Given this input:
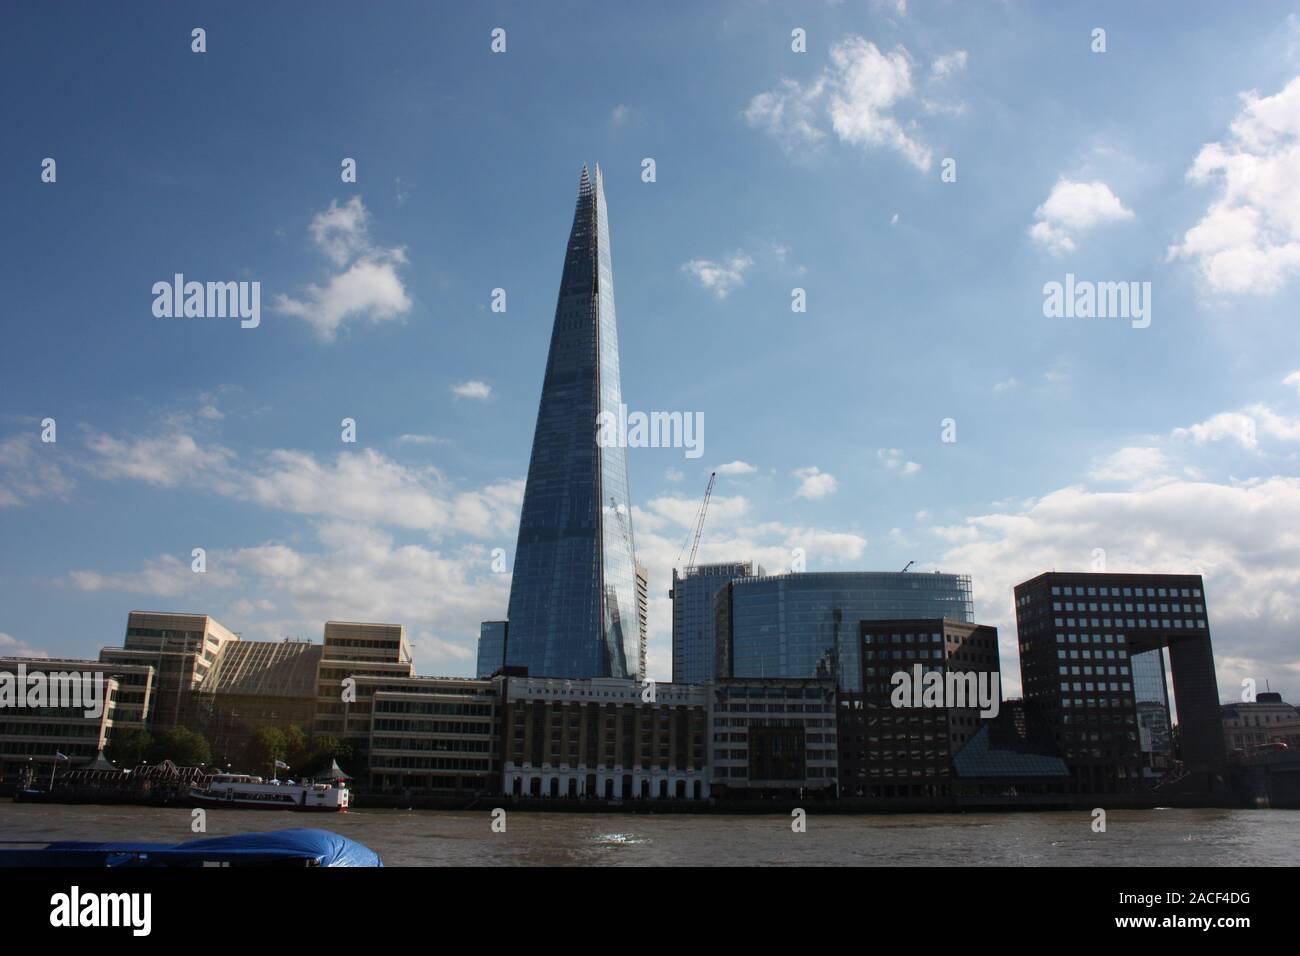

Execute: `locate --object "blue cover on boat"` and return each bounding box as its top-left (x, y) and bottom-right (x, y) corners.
top-left (1, 828), bottom-right (381, 867)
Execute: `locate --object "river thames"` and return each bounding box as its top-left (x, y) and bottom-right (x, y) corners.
top-left (1, 804), bottom-right (1295, 865)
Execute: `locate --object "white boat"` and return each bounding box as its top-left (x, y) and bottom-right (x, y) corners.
top-left (190, 774), bottom-right (350, 812)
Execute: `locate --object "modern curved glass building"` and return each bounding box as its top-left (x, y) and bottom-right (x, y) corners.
top-left (505, 165), bottom-right (642, 680)
top-left (715, 571), bottom-right (974, 692)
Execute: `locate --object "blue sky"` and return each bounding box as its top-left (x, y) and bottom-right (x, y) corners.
top-left (3, 1), bottom-right (1300, 701)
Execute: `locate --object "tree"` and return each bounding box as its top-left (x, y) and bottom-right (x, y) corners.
top-left (243, 727), bottom-right (288, 775)
top-left (150, 727), bottom-right (211, 767)
top-left (283, 724), bottom-right (310, 770)
top-left (107, 727), bottom-right (152, 767)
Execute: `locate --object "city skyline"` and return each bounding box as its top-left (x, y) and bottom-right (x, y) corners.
top-left (3, 3), bottom-right (1300, 706)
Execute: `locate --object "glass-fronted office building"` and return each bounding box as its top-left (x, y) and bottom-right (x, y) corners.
top-left (715, 571), bottom-right (975, 692)
top-left (476, 621), bottom-right (508, 679)
top-left (505, 165), bottom-right (642, 680)
top-left (671, 562), bottom-right (763, 684)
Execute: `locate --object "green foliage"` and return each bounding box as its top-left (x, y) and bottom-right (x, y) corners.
top-left (149, 726), bottom-right (211, 767)
top-left (106, 727), bottom-right (152, 767)
top-left (243, 727), bottom-right (288, 774)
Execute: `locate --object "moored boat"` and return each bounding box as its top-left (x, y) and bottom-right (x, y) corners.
top-left (190, 773), bottom-right (350, 811)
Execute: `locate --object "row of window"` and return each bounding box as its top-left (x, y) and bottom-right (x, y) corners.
top-left (1050, 585), bottom-right (1201, 598)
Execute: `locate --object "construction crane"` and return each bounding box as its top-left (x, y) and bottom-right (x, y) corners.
top-left (901, 560), bottom-right (914, 572)
top-left (676, 472), bottom-right (716, 573)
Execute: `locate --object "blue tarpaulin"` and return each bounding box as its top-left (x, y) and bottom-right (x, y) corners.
top-left (0, 828), bottom-right (382, 867)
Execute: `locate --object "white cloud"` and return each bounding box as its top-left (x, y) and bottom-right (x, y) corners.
top-left (1284, 370), bottom-right (1300, 395)
top-left (878, 448), bottom-right (921, 476)
top-left (397, 434), bottom-right (451, 446)
top-left (83, 426), bottom-right (522, 540)
top-left (1174, 411), bottom-right (1260, 450)
top-left (682, 252), bottom-right (753, 299)
top-left (0, 433), bottom-right (75, 507)
top-left (451, 380), bottom-right (492, 400)
top-left (70, 528), bottom-right (513, 675)
top-left (1168, 75), bottom-right (1300, 295)
top-left (743, 77), bottom-right (828, 152)
top-left (307, 196), bottom-right (372, 268)
top-left (1029, 179), bottom-right (1134, 255)
top-left (993, 377), bottom-right (1019, 393)
top-left (934, 475), bottom-right (1300, 700)
top-left (70, 553), bottom-right (240, 596)
top-left (611, 104), bottom-right (629, 127)
top-left (85, 431), bottom-right (236, 488)
top-left (793, 465), bottom-right (838, 499)
top-left (827, 37), bottom-right (932, 170)
top-left (0, 632), bottom-right (49, 658)
top-left (275, 196), bottom-right (412, 341)
top-left (745, 35), bottom-right (934, 170)
top-left (715, 460), bottom-right (757, 476)
top-left (931, 50), bottom-right (968, 80)
top-left (1246, 403), bottom-right (1300, 442)
top-left (1088, 446), bottom-right (1170, 484)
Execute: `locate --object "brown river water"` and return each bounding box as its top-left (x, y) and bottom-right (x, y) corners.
top-left (1, 804), bottom-right (1295, 866)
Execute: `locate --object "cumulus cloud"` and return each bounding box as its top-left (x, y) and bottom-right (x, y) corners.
top-left (682, 252), bottom-right (754, 299)
top-left (1284, 370), bottom-right (1300, 395)
top-left (1168, 75), bottom-right (1300, 294)
top-left (69, 528), bottom-right (513, 675)
top-left (1167, 393), bottom-right (1300, 458)
top-left (934, 475), bottom-right (1300, 700)
top-left (1029, 179), bottom-right (1134, 255)
top-left (275, 197), bottom-right (412, 341)
top-left (794, 465), bottom-right (838, 499)
top-left (715, 460), bottom-right (757, 476)
top-left (82, 425), bottom-right (521, 540)
top-left (85, 431), bottom-right (236, 488)
top-left (745, 35), bottom-right (935, 170)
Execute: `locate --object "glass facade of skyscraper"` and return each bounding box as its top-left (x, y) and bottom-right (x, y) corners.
top-left (476, 621), bottom-right (507, 679)
top-left (505, 165), bottom-right (641, 680)
top-left (671, 562), bottom-right (762, 684)
top-left (717, 571), bottom-right (974, 692)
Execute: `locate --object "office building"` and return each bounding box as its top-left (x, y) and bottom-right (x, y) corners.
top-left (506, 165), bottom-right (642, 681)
top-left (190, 639), bottom-right (323, 766)
top-left (708, 677), bottom-right (838, 798)
top-left (671, 561), bottom-right (761, 684)
top-left (1221, 692), bottom-right (1300, 754)
top-left (365, 675), bottom-right (502, 794)
top-left (714, 571), bottom-right (975, 692)
top-left (839, 619), bottom-right (1000, 798)
top-left (99, 611), bottom-right (239, 730)
top-left (0, 657), bottom-right (154, 781)
top-left (1014, 572), bottom-right (1227, 793)
top-left (313, 621), bottom-right (415, 753)
top-left (501, 676), bottom-right (709, 800)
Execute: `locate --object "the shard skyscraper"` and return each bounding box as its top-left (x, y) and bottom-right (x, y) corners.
top-left (505, 164), bottom-right (642, 680)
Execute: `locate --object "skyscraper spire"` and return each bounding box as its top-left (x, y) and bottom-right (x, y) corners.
top-left (505, 166), bottom-right (642, 679)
